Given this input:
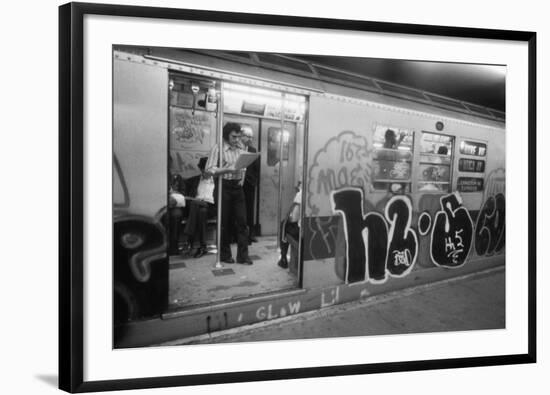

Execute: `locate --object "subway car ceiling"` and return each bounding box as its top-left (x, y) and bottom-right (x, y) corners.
top-left (114, 45), bottom-right (505, 125)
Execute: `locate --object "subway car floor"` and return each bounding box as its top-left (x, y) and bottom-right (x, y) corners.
top-left (168, 236), bottom-right (298, 309)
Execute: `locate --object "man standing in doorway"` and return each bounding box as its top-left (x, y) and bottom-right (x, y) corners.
top-left (240, 125), bottom-right (260, 244)
top-left (205, 122), bottom-right (253, 265)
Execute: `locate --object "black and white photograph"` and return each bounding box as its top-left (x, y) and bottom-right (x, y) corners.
top-left (50, 1), bottom-right (539, 393)
top-left (113, 46), bottom-right (507, 348)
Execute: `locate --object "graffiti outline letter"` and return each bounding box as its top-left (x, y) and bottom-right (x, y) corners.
top-left (331, 187), bottom-right (388, 284)
top-left (430, 192), bottom-right (474, 268)
top-left (475, 193), bottom-right (505, 256)
top-left (385, 195), bottom-right (418, 277)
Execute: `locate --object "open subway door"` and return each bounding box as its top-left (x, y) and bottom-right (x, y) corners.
top-left (167, 79), bottom-right (307, 309)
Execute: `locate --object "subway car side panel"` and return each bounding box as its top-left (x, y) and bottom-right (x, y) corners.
top-left (114, 58), bottom-right (168, 217)
top-left (303, 94), bottom-right (505, 289)
top-left (113, 58), bottom-right (169, 329)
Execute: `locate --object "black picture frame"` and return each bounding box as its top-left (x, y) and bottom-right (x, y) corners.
top-left (59, 2), bottom-right (537, 392)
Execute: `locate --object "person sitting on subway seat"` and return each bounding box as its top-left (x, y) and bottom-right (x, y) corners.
top-left (278, 183), bottom-right (302, 269)
top-left (383, 128), bottom-right (406, 149)
top-left (183, 157), bottom-right (216, 259)
top-left (168, 173), bottom-right (187, 256)
top-left (205, 122), bottom-right (253, 265)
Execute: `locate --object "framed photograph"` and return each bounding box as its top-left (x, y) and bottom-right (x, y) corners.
top-left (59, 2), bottom-right (536, 392)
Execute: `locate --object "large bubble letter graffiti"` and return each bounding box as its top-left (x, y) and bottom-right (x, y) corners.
top-left (385, 196), bottom-right (418, 277)
top-left (308, 131), bottom-right (372, 216)
top-left (430, 193), bottom-right (474, 268)
top-left (475, 193), bottom-right (505, 256)
top-left (331, 188), bottom-right (388, 283)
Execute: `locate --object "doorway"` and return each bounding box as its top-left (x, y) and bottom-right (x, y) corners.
top-left (167, 75), bottom-right (306, 309)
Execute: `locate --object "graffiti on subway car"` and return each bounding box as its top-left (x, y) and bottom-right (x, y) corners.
top-left (330, 188), bottom-right (419, 284)
top-left (326, 187), bottom-right (504, 285)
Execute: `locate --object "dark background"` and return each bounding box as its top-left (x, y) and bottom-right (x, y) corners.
top-left (297, 55), bottom-right (505, 111)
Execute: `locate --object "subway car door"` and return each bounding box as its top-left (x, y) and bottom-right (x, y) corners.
top-left (259, 120), bottom-right (297, 235)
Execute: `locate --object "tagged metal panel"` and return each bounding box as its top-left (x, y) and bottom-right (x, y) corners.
top-left (114, 58), bottom-right (168, 217)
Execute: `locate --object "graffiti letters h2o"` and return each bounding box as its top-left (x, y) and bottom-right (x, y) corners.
top-left (330, 188), bottom-right (418, 284)
top-left (430, 193), bottom-right (474, 268)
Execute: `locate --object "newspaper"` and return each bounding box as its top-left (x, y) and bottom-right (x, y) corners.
top-left (234, 152), bottom-right (260, 170)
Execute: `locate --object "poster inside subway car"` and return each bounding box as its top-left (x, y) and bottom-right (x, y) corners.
top-left (113, 45), bottom-right (505, 348)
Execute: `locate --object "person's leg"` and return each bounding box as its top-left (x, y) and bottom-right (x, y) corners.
top-left (233, 187), bottom-right (251, 263)
top-left (287, 222), bottom-right (300, 240)
top-left (197, 202), bottom-right (208, 248)
top-left (243, 183), bottom-right (256, 242)
top-left (169, 207), bottom-right (183, 255)
top-left (184, 201), bottom-right (199, 249)
top-left (220, 185), bottom-right (233, 261)
top-left (190, 202), bottom-right (208, 258)
top-left (278, 220), bottom-right (289, 268)
top-left (184, 200), bottom-right (206, 257)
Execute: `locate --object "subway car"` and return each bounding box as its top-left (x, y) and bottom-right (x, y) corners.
top-left (113, 46), bottom-right (505, 347)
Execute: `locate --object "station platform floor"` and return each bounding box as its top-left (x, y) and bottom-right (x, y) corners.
top-left (168, 236), bottom-right (298, 309)
top-left (169, 266), bottom-right (505, 345)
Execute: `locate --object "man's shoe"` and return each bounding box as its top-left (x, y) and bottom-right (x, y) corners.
top-left (221, 257), bottom-right (235, 264)
top-left (278, 258), bottom-right (288, 269)
top-left (249, 236), bottom-right (258, 243)
top-left (193, 247), bottom-right (207, 258)
top-left (237, 257), bottom-right (253, 265)
top-left (179, 243), bottom-right (191, 254)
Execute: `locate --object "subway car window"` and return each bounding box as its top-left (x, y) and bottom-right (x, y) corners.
top-left (372, 125), bottom-right (414, 193)
top-left (417, 132), bottom-right (454, 192)
top-left (459, 140), bottom-right (487, 156)
top-left (457, 139), bottom-right (487, 193)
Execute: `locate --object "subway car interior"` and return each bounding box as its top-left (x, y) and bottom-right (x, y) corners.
top-left (166, 73), bottom-right (307, 309)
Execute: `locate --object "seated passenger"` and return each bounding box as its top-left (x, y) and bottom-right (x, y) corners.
top-left (278, 184), bottom-right (302, 269)
top-left (168, 173), bottom-right (187, 256)
top-left (183, 157), bottom-right (216, 258)
top-left (383, 128), bottom-right (406, 149)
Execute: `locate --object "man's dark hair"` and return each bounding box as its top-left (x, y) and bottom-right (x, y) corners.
top-left (222, 122), bottom-right (242, 142)
top-left (383, 128), bottom-right (396, 148)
